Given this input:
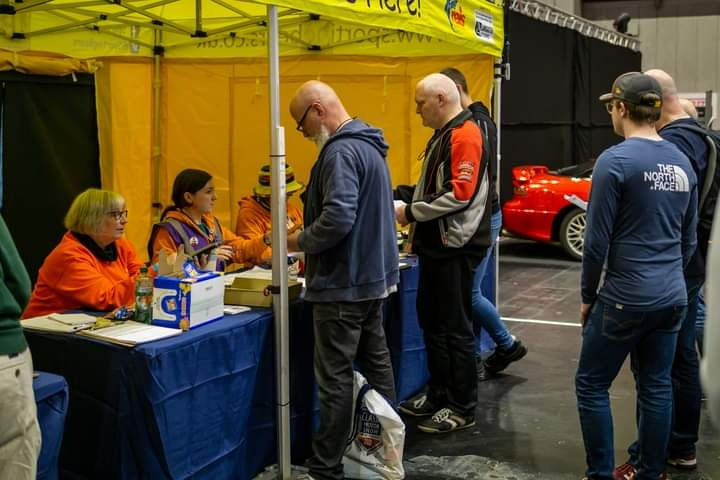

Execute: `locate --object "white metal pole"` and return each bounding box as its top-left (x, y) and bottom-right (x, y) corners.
top-left (152, 29), bottom-right (163, 223)
top-left (267, 5), bottom-right (291, 479)
top-left (493, 63), bottom-right (502, 308)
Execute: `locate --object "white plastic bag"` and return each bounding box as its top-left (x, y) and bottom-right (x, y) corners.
top-left (342, 371), bottom-right (406, 480)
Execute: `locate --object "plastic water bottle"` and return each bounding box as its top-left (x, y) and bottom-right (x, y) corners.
top-left (135, 266), bottom-right (153, 324)
top-left (206, 248), bottom-right (219, 272)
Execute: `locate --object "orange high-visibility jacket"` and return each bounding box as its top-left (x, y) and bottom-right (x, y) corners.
top-left (235, 197), bottom-right (303, 266)
top-left (22, 232), bottom-right (143, 318)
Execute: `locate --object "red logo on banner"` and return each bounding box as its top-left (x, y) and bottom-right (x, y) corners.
top-left (451, 5), bottom-right (466, 27)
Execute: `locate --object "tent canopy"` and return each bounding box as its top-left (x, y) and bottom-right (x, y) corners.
top-left (0, 0), bottom-right (503, 58)
top-left (0, 0), bottom-right (504, 255)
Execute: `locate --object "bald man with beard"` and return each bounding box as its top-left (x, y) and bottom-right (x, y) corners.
top-left (614, 69), bottom-right (710, 477)
top-left (288, 81), bottom-right (399, 480)
top-left (395, 73), bottom-right (492, 434)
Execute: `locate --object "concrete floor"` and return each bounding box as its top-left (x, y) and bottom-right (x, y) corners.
top-left (402, 239), bottom-right (719, 480)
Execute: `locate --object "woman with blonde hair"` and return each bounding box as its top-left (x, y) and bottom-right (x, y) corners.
top-left (23, 188), bottom-right (143, 318)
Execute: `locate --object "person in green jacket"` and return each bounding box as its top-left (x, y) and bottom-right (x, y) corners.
top-left (0, 214), bottom-right (40, 479)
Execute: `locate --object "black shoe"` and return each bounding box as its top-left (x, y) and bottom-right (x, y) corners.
top-left (417, 407), bottom-right (475, 434)
top-left (483, 337), bottom-right (528, 374)
top-left (476, 359), bottom-right (494, 382)
top-left (398, 391), bottom-right (438, 417)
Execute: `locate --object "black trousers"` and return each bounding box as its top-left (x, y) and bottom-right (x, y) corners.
top-left (306, 299), bottom-right (396, 480)
top-left (417, 254), bottom-right (480, 416)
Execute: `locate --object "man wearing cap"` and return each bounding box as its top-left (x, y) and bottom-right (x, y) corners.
top-left (575, 72), bottom-right (698, 480)
top-left (234, 164), bottom-right (304, 266)
top-left (287, 80), bottom-right (398, 480)
top-left (613, 69), bottom-right (712, 475)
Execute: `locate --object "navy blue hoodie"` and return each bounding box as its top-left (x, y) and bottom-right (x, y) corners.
top-left (298, 119), bottom-right (399, 302)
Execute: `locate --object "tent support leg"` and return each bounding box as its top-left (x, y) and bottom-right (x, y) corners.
top-left (267, 5), bottom-right (292, 480)
top-left (493, 62), bottom-right (503, 309)
top-left (152, 29), bottom-right (163, 223)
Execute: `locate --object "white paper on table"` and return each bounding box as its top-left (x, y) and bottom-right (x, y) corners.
top-left (79, 321), bottom-right (181, 346)
top-left (223, 305), bottom-right (252, 315)
top-left (224, 267), bottom-right (272, 285)
top-left (23, 316), bottom-right (92, 333)
top-left (48, 313), bottom-right (97, 326)
top-left (224, 265), bottom-right (305, 288)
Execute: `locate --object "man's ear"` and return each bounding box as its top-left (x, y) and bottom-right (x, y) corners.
top-left (616, 101), bottom-right (626, 117)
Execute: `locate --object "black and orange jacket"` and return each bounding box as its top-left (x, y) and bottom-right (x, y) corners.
top-left (403, 109), bottom-right (492, 258)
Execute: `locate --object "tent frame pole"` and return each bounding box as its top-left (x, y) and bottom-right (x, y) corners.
top-left (493, 64), bottom-right (502, 307)
top-left (267, 5), bottom-right (292, 480)
top-left (152, 28), bottom-right (163, 223)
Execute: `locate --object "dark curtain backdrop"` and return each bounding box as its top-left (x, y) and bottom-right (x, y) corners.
top-left (500, 12), bottom-right (642, 203)
top-left (0, 72), bottom-right (99, 282)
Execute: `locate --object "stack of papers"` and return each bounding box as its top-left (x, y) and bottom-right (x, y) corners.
top-left (224, 267), bottom-right (306, 288)
top-left (224, 267), bottom-right (273, 284)
top-left (23, 313), bottom-right (97, 333)
top-left (78, 321), bottom-right (182, 347)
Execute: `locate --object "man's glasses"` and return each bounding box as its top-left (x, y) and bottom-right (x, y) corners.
top-left (605, 101), bottom-right (616, 114)
top-left (107, 209), bottom-right (128, 220)
top-left (295, 103), bottom-right (315, 132)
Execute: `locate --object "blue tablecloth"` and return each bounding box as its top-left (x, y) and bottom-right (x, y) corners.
top-left (385, 262), bottom-right (430, 401)
top-left (26, 309), bottom-right (275, 480)
top-left (33, 371), bottom-right (68, 480)
top-left (23, 261), bottom-right (441, 479)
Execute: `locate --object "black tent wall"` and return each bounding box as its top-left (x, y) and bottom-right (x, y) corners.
top-left (500, 11), bottom-right (642, 204)
top-left (1, 72), bottom-right (100, 283)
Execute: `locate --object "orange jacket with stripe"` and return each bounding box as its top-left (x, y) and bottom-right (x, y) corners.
top-left (234, 197), bottom-right (303, 266)
top-left (22, 232), bottom-right (143, 318)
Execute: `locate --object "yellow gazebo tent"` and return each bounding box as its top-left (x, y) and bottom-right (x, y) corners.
top-left (0, 1), bottom-right (504, 476)
top-left (0, 0), bottom-right (503, 253)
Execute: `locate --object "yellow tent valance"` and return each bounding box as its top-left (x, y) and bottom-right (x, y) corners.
top-left (0, 0), bottom-right (502, 59)
top-left (0, 49), bottom-right (101, 75)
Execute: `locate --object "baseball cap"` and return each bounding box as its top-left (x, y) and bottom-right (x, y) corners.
top-left (599, 72), bottom-right (662, 108)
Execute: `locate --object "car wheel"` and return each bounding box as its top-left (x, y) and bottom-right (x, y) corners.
top-left (559, 208), bottom-right (586, 261)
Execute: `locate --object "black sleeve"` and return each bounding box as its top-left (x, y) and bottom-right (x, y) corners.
top-left (394, 185), bottom-right (415, 202)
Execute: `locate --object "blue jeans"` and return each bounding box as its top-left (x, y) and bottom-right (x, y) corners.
top-left (669, 277), bottom-right (703, 456)
top-left (576, 301), bottom-right (685, 480)
top-left (627, 276), bottom-right (703, 465)
top-left (472, 211), bottom-right (513, 353)
top-left (695, 286), bottom-right (705, 356)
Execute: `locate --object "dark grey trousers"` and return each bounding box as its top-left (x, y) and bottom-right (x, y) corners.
top-left (305, 299), bottom-right (396, 480)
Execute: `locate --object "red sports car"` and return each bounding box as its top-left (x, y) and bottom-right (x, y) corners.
top-left (502, 162), bottom-right (593, 260)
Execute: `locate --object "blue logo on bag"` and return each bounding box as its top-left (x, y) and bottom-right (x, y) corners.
top-left (355, 405), bottom-right (383, 454)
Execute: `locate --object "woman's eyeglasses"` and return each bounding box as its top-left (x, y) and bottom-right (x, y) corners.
top-left (106, 209), bottom-right (129, 220)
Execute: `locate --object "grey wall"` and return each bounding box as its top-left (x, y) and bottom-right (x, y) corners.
top-left (544, 0), bottom-right (581, 13)
top-left (594, 15), bottom-right (720, 94)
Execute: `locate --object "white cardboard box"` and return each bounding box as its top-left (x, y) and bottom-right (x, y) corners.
top-left (152, 273), bottom-right (225, 329)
